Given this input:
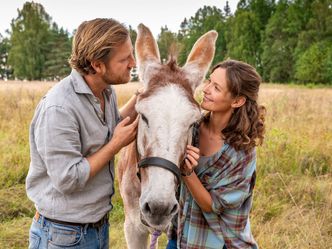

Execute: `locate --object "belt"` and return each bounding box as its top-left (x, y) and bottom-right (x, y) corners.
top-left (34, 211), bottom-right (109, 229)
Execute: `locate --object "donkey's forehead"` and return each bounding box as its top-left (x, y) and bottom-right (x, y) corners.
top-left (142, 61), bottom-right (194, 96)
top-left (136, 84), bottom-right (200, 121)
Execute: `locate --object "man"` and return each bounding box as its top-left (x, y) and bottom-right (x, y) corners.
top-left (26, 18), bottom-right (139, 249)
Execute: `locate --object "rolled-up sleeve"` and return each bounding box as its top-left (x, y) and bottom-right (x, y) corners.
top-left (34, 105), bottom-right (90, 194)
top-left (210, 154), bottom-right (256, 214)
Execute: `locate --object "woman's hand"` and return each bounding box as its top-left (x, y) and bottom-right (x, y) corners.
top-left (181, 145), bottom-right (200, 176)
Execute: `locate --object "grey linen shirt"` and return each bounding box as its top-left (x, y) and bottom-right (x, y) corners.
top-left (26, 69), bottom-right (121, 223)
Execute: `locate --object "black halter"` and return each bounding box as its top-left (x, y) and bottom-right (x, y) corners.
top-left (137, 157), bottom-right (181, 184)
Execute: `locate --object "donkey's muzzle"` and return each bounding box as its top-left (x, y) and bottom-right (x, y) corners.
top-left (141, 200), bottom-right (178, 226)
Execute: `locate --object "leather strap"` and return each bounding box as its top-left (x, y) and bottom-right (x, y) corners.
top-left (138, 157), bottom-right (181, 183)
top-left (34, 211), bottom-right (108, 228)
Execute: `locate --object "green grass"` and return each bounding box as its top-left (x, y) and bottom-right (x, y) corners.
top-left (0, 81), bottom-right (331, 248)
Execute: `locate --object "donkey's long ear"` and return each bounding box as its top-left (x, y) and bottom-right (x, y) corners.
top-left (135, 24), bottom-right (161, 86)
top-left (183, 31), bottom-right (218, 91)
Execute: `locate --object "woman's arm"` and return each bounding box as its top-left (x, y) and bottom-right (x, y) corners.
top-left (183, 146), bottom-right (257, 214)
top-left (182, 145), bottom-right (213, 213)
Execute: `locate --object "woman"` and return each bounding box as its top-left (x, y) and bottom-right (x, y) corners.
top-left (167, 59), bottom-right (265, 249)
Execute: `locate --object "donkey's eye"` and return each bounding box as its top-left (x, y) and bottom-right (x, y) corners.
top-left (141, 114), bottom-right (149, 126)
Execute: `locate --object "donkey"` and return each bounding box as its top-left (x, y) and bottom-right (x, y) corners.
top-left (117, 24), bottom-right (217, 249)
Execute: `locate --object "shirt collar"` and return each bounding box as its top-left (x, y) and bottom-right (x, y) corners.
top-left (70, 69), bottom-right (112, 96)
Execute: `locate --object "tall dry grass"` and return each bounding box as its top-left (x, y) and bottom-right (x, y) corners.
top-left (0, 80), bottom-right (331, 248)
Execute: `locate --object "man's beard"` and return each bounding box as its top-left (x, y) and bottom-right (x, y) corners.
top-left (102, 68), bottom-right (131, 85)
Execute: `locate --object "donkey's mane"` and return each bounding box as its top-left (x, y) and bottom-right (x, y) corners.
top-left (139, 59), bottom-right (199, 107)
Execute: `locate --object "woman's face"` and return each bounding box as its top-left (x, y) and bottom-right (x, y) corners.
top-left (201, 67), bottom-right (234, 113)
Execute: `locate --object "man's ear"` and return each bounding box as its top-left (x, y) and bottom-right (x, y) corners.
top-left (91, 60), bottom-right (106, 74)
top-left (231, 96), bottom-right (246, 108)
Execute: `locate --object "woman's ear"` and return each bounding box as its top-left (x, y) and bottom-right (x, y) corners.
top-left (91, 60), bottom-right (105, 74)
top-left (231, 96), bottom-right (246, 109)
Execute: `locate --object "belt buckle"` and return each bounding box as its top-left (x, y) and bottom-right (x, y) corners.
top-left (34, 211), bottom-right (40, 221)
top-left (91, 214), bottom-right (108, 228)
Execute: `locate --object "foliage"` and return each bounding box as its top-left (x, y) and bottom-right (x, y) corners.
top-left (157, 26), bottom-right (180, 63)
top-left (8, 2), bottom-right (52, 80)
top-left (227, 0), bottom-right (275, 74)
top-left (261, 0), bottom-right (294, 82)
top-left (177, 5), bottom-right (227, 66)
top-left (0, 34), bottom-right (12, 79)
top-left (225, 11), bottom-right (261, 71)
top-left (295, 41), bottom-right (332, 83)
top-left (7, 1), bottom-right (72, 81)
top-left (43, 24), bottom-right (72, 80)
top-left (2, 0), bottom-right (332, 83)
top-left (294, 0), bottom-right (332, 83)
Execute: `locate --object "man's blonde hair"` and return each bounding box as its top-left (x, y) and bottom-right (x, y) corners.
top-left (69, 18), bottom-right (129, 75)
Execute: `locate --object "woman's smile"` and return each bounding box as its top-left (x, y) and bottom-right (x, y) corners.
top-left (203, 95), bottom-right (213, 102)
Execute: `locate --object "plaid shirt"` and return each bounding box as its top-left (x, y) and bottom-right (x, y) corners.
top-left (177, 123), bottom-right (258, 249)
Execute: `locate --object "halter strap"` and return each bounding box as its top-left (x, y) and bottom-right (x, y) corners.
top-left (137, 157), bottom-right (181, 184)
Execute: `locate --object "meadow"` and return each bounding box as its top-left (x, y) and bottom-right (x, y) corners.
top-left (0, 80), bottom-right (331, 249)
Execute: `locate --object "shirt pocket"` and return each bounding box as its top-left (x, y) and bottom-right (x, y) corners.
top-left (29, 233), bottom-right (41, 249)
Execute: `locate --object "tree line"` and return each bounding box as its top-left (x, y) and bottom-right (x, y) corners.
top-left (0, 0), bottom-right (331, 84)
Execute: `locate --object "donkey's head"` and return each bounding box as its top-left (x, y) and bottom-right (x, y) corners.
top-left (135, 24), bottom-right (217, 230)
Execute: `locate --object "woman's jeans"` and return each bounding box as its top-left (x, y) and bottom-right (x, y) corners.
top-left (166, 239), bottom-right (178, 249)
top-left (28, 214), bottom-right (109, 249)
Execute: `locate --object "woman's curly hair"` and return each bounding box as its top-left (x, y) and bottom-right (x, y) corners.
top-left (204, 59), bottom-right (266, 151)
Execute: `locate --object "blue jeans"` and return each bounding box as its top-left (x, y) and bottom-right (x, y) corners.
top-left (166, 239), bottom-right (177, 249)
top-left (29, 215), bottom-right (109, 249)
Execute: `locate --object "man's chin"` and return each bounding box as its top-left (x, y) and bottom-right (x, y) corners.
top-left (110, 76), bottom-right (131, 85)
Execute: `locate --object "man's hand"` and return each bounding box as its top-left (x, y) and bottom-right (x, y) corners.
top-left (111, 116), bottom-right (139, 153)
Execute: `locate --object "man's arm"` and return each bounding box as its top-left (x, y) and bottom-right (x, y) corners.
top-left (87, 116), bottom-right (138, 178)
top-left (119, 88), bottom-right (143, 122)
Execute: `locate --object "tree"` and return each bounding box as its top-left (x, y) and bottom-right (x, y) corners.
top-left (261, 0), bottom-right (296, 82)
top-left (249, 0), bottom-right (276, 29)
top-left (225, 11), bottom-right (261, 71)
top-left (295, 41), bottom-right (332, 83)
top-left (8, 1), bottom-right (52, 80)
top-left (294, 0), bottom-right (332, 83)
top-left (128, 25), bottom-right (137, 44)
top-left (224, 1), bottom-right (232, 18)
top-left (226, 0), bottom-right (275, 75)
top-left (43, 24), bottom-right (72, 80)
top-left (0, 34), bottom-right (12, 79)
top-left (178, 6), bottom-right (227, 66)
top-left (157, 26), bottom-right (179, 63)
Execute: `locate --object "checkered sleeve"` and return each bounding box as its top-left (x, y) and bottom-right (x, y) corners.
top-left (210, 150), bottom-right (256, 215)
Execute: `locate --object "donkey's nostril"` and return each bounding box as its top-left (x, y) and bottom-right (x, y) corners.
top-left (142, 201), bottom-right (178, 217)
top-left (143, 202), bottom-right (152, 215)
top-left (170, 204), bottom-right (178, 215)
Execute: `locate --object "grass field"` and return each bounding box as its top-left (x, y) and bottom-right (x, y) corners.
top-left (0, 80), bottom-right (331, 248)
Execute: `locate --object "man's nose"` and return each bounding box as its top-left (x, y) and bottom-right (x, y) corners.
top-left (129, 55), bottom-right (136, 68)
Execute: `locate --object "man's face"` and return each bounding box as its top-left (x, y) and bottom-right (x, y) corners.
top-left (102, 37), bottom-right (136, 85)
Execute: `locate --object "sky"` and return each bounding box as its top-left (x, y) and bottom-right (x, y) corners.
top-left (1, 0), bottom-right (239, 38)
